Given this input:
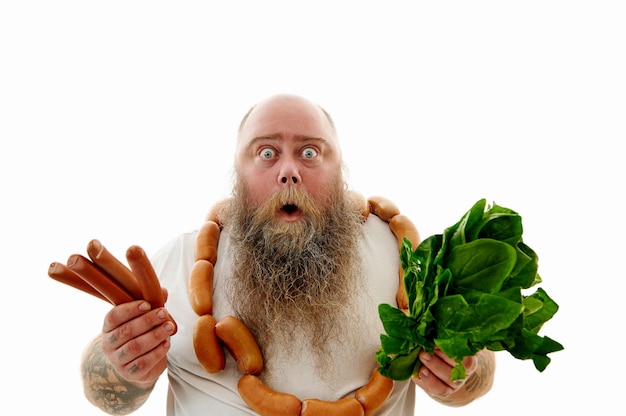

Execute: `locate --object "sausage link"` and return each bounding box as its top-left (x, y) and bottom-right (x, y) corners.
top-left (125, 245), bottom-right (164, 309)
top-left (48, 261), bottom-right (109, 303)
top-left (355, 368), bottom-right (394, 416)
top-left (396, 265), bottom-right (409, 310)
top-left (195, 220), bottom-right (220, 264)
top-left (66, 254), bottom-right (134, 305)
top-left (301, 397), bottom-right (365, 416)
top-left (388, 214), bottom-right (421, 251)
top-left (193, 314), bottom-right (226, 373)
top-left (86, 239), bottom-right (142, 299)
top-left (367, 196), bottom-right (400, 223)
top-left (215, 315), bottom-right (263, 375)
top-left (238, 374), bottom-right (301, 416)
top-left (188, 259), bottom-right (214, 316)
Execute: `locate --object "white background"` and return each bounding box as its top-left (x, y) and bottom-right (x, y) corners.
top-left (1, 1), bottom-right (624, 414)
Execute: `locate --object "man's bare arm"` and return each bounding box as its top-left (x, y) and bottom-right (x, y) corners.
top-left (81, 335), bottom-right (156, 415)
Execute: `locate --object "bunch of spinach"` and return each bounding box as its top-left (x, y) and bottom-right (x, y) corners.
top-left (376, 198), bottom-right (563, 381)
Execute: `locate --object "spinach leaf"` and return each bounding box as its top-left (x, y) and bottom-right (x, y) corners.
top-left (377, 199), bottom-right (563, 381)
top-left (448, 239), bottom-right (517, 293)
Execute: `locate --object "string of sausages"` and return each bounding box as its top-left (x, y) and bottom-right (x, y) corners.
top-left (46, 193), bottom-right (420, 416)
top-left (192, 193), bottom-right (420, 416)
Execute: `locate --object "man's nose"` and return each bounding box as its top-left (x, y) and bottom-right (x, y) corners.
top-left (278, 159), bottom-right (301, 185)
top-left (281, 176), bottom-right (298, 184)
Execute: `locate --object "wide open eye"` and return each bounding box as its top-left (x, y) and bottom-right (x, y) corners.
top-left (302, 147), bottom-right (318, 159)
top-left (260, 147), bottom-right (276, 159)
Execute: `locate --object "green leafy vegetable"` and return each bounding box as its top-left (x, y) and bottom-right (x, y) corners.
top-left (376, 198), bottom-right (564, 381)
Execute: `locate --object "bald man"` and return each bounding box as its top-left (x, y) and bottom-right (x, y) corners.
top-left (79, 94), bottom-right (495, 415)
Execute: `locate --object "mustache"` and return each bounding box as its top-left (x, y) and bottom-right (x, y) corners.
top-left (254, 186), bottom-right (325, 223)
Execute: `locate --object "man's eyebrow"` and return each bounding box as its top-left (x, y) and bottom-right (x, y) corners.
top-left (293, 135), bottom-right (331, 146)
top-left (246, 134), bottom-right (331, 147)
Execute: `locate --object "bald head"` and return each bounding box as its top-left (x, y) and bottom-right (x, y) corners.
top-left (237, 94), bottom-right (338, 143)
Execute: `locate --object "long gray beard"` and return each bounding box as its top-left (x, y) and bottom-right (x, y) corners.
top-left (224, 184), bottom-right (365, 377)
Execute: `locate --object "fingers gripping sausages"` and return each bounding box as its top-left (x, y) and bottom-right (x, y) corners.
top-left (47, 261), bottom-right (110, 303)
top-left (193, 314), bottom-right (226, 373)
top-left (355, 368), bottom-right (394, 416)
top-left (66, 254), bottom-right (135, 305)
top-left (188, 260), bottom-right (214, 316)
top-left (125, 246), bottom-right (180, 335)
top-left (238, 375), bottom-right (301, 416)
top-left (86, 239), bottom-right (143, 300)
top-left (215, 315), bottom-right (263, 375)
top-left (301, 397), bottom-right (365, 416)
top-left (126, 245), bottom-right (165, 309)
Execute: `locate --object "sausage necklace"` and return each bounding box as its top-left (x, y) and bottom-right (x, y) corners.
top-left (191, 193), bottom-right (420, 416)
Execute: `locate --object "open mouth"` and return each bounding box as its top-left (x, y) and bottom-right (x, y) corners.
top-left (277, 203), bottom-right (304, 221)
top-left (281, 204), bottom-right (299, 215)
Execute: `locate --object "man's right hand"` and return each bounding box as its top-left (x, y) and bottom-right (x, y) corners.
top-left (100, 291), bottom-right (176, 388)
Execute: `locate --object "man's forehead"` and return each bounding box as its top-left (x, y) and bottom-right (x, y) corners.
top-left (239, 95), bottom-right (336, 139)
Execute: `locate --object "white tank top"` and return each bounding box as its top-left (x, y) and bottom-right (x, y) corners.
top-left (151, 214), bottom-right (416, 415)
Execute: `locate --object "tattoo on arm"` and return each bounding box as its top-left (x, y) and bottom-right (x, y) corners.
top-left (81, 337), bottom-right (154, 415)
top-left (463, 350), bottom-right (495, 395)
top-left (430, 350), bottom-right (496, 407)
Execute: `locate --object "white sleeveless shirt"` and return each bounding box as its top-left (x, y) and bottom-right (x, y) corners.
top-left (151, 214), bottom-right (416, 415)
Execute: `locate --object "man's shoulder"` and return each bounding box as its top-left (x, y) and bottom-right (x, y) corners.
top-left (150, 230), bottom-right (198, 273)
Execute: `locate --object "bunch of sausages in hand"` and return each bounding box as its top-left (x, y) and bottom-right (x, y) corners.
top-left (48, 239), bottom-right (170, 312)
